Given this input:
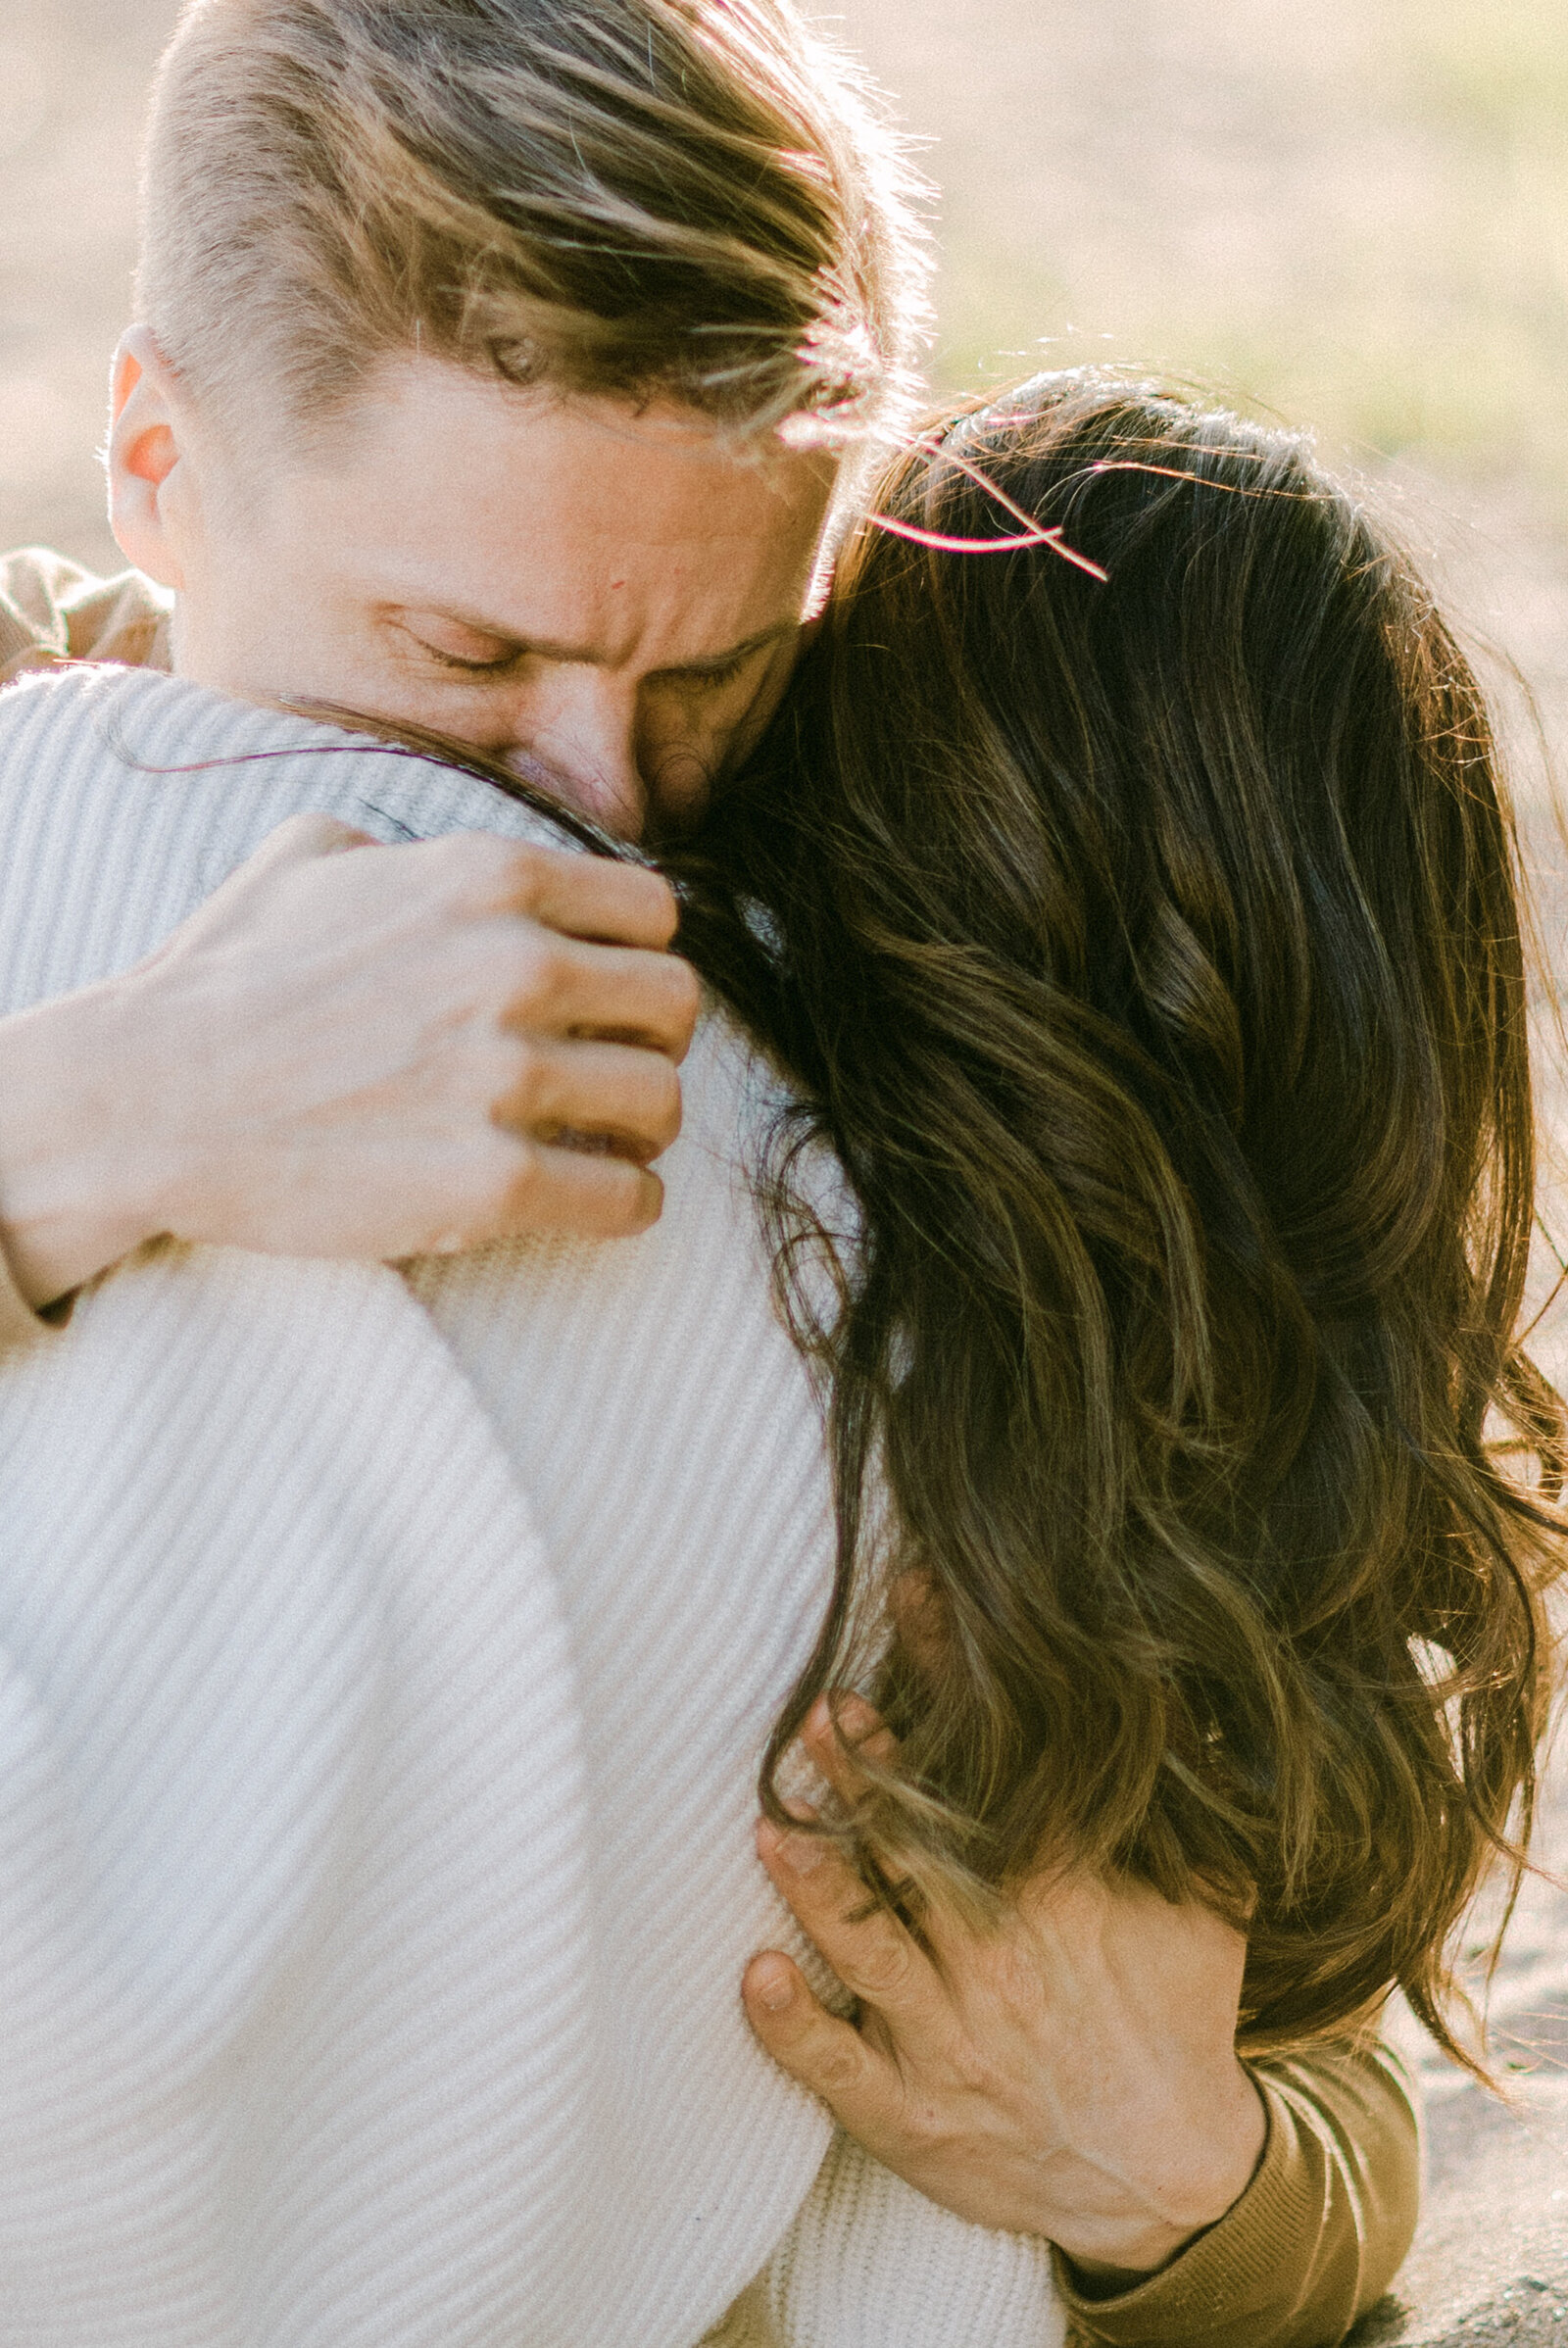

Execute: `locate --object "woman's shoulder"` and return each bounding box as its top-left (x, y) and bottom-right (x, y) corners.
top-left (0, 663), bottom-right (576, 863)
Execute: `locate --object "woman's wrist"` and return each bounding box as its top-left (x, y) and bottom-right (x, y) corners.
top-left (1062, 2220), bottom-right (1209, 2294)
top-left (0, 981), bottom-right (168, 1307)
top-left (1054, 2059), bottom-right (1267, 2284)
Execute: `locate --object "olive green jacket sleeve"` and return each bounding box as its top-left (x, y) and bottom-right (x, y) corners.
top-left (0, 548), bottom-right (174, 1345)
top-left (1055, 2040), bottom-right (1420, 2347)
top-left (0, 546), bottom-right (172, 685)
top-left (0, 1256), bottom-right (42, 1348)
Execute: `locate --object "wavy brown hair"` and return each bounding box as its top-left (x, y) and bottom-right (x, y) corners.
top-left (675, 372), bottom-right (1567, 2055)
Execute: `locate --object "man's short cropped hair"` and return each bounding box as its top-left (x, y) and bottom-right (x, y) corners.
top-left (138, 0), bottom-right (931, 450)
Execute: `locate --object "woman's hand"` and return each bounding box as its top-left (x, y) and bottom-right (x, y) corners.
top-left (0, 816), bottom-right (699, 1306)
top-left (743, 1696), bottom-right (1266, 2279)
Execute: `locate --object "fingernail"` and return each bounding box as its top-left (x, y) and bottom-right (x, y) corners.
top-left (753, 1958), bottom-right (795, 2013)
top-left (780, 1830), bottom-right (824, 1875)
top-left (835, 1695), bottom-right (878, 1740)
top-left (759, 1812), bottom-right (825, 1873)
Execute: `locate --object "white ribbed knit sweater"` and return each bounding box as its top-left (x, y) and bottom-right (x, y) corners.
top-left (0, 668), bottom-right (1063, 2348)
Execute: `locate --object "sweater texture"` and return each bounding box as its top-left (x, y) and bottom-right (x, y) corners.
top-left (0, 559), bottom-right (1426, 2346)
top-left (0, 665), bottom-right (1067, 2348)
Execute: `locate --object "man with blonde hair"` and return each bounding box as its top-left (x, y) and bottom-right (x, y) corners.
top-left (0, 4), bottom-right (1418, 2343)
top-left (0, 0), bottom-right (925, 1308)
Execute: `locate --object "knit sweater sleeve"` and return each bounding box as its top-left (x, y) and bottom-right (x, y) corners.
top-left (0, 549), bottom-right (176, 1349)
top-left (1054, 2039), bottom-right (1420, 2347)
top-left (705, 2130), bottom-right (1066, 2347)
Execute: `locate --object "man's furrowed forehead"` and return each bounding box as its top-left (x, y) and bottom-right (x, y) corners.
top-left (262, 359), bottom-right (840, 669)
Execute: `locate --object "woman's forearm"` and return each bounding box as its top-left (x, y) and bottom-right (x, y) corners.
top-left (1054, 2039), bottom-right (1420, 2348)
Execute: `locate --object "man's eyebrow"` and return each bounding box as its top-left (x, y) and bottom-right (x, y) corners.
top-left (389, 602), bottom-right (794, 673)
top-left (655, 621), bottom-right (796, 675)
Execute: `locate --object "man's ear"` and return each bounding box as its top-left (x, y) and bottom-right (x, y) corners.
top-left (107, 326), bottom-right (197, 590)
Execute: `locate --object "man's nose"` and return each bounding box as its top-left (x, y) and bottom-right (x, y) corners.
top-left (503, 667), bottom-right (648, 840)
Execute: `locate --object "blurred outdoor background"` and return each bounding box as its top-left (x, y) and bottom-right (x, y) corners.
top-left (2, 1), bottom-right (1567, 2334)
top-left (7, 0), bottom-right (1568, 572)
top-left (8, 0), bottom-right (1568, 937)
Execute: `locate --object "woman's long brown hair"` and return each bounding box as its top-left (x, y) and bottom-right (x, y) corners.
top-left (675, 372), bottom-right (1568, 2055)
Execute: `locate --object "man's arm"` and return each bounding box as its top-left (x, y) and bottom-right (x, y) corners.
top-left (0, 551), bottom-right (699, 1330)
top-left (0, 815), bottom-right (699, 1319)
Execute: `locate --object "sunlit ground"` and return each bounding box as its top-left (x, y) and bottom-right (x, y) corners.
top-left (3, 0), bottom-right (1567, 2331)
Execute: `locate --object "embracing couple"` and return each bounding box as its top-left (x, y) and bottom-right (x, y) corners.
top-left (0, 3), bottom-right (1556, 2345)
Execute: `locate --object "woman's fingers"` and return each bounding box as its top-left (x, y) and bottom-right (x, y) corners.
top-left (800, 1693), bottom-right (899, 1803)
top-left (888, 1568), bottom-right (951, 1678)
top-left (755, 1818), bottom-right (949, 2053)
top-left (741, 1954), bottom-right (909, 2153)
top-left (230, 809), bottom-right (379, 863)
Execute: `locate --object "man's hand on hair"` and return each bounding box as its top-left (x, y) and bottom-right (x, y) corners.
top-left (743, 1693), bottom-right (1267, 2277)
top-left (0, 814), bottom-right (699, 1306)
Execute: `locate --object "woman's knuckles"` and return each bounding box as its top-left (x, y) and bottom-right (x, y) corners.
top-left (797, 2028), bottom-right (876, 2102)
top-left (842, 1933), bottom-right (919, 2004)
